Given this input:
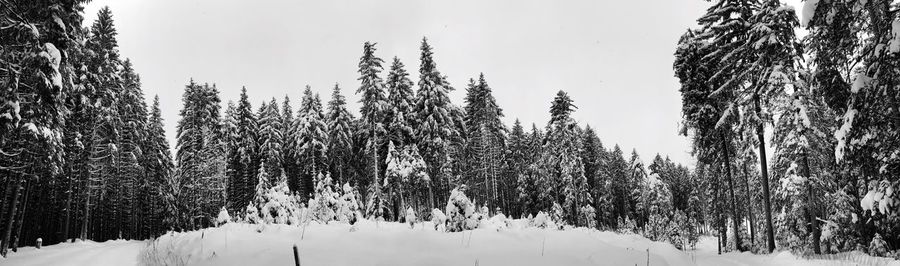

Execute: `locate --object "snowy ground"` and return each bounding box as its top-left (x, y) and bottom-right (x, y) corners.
top-left (0, 239), bottom-right (143, 266)
top-left (2, 220), bottom-right (898, 266)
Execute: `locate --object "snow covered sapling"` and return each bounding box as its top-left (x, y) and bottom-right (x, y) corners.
top-left (406, 207), bottom-right (417, 228)
top-left (578, 205), bottom-right (597, 229)
top-left (445, 186), bottom-right (479, 232)
top-left (431, 208), bottom-right (447, 231)
top-left (244, 203), bottom-right (262, 224)
top-left (551, 202), bottom-right (565, 229)
top-left (308, 173), bottom-right (340, 223)
top-left (259, 181), bottom-right (303, 225)
top-left (337, 183), bottom-right (361, 224)
top-left (869, 233), bottom-right (889, 257)
top-left (530, 211), bottom-right (557, 229)
top-left (216, 207), bottom-right (232, 226)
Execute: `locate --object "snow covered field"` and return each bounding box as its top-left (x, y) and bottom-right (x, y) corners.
top-left (3, 220), bottom-right (898, 266)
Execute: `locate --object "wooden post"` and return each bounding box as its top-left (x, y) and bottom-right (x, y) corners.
top-left (646, 248), bottom-right (650, 266)
top-left (293, 244), bottom-right (300, 266)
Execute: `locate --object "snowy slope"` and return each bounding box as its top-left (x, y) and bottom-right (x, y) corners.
top-left (4, 221), bottom-right (899, 266)
top-left (1, 239), bottom-right (144, 266)
top-left (141, 220), bottom-right (693, 266)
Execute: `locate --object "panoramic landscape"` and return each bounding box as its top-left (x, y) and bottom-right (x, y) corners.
top-left (2, 0), bottom-right (900, 265)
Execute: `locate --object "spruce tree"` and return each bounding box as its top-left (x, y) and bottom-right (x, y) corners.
top-left (294, 86), bottom-right (328, 201)
top-left (280, 96), bottom-right (300, 195)
top-left (356, 42), bottom-right (387, 217)
top-left (257, 98), bottom-right (283, 182)
top-left (581, 125), bottom-right (609, 229)
top-left (326, 84), bottom-right (355, 184)
top-left (414, 38), bottom-right (458, 209)
top-left (538, 91), bottom-right (589, 225)
top-left (144, 96), bottom-right (174, 237)
top-left (463, 74), bottom-right (506, 212)
top-left (117, 59), bottom-right (149, 240)
top-left (173, 81), bottom-right (225, 230)
top-left (385, 57), bottom-right (417, 147)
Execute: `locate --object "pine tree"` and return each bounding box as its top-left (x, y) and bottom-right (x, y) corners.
top-left (675, 27), bottom-right (745, 253)
top-left (804, 0), bottom-right (900, 252)
top-left (607, 145), bottom-right (631, 227)
top-left (0, 1), bottom-right (85, 254)
top-left (82, 6), bottom-right (129, 242)
top-left (326, 84), bottom-right (355, 184)
top-left (117, 59), bottom-right (149, 240)
top-left (537, 91), bottom-right (589, 226)
top-left (772, 71), bottom-right (835, 254)
top-left (356, 42), bottom-right (387, 218)
top-left (173, 80), bottom-right (225, 230)
top-left (295, 86), bottom-right (328, 201)
top-left (257, 98), bottom-right (283, 182)
top-left (463, 74), bottom-right (506, 213)
top-left (385, 57), bottom-right (417, 147)
top-left (280, 96), bottom-right (300, 195)
top-left (504, 120), bottom-right (528, 217)
top-left (144, 96), bottom-right (174, 238)
top-left (414, 38), bottom-right (458, 210)
top-left (581, 125), bottom-right (609, 229)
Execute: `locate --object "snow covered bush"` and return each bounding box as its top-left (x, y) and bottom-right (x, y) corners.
top-left (673, 210), bottom-right (698, 250)
top-left (482, 213), bottom-right (510, 231)
top-left (216, 207), bottom-right (232, 226)
top-left (241, 167), bottom-right (304, 225)
top-left (578, 205), bottom-right (596, 229)
top-left (869, 233), bottom-right (889, 257)
top-left (405, 207), bottom-right (417, 228)
top-left (243, 203), bottom-right (262, 224)
top-left (445, 186), bottom-right (479, 232)
top-left (308, 173), bottom-right (340, 223)
top-left (431, 208), bottom-right (447, 231)
top-left (258, 181), bottom-right (304, 225)
top-left (530, 211), bottom-right (557, 229)
top-left (644, 212), bottom-right (672, 242)
top-left (336, 183), bottom-right (362, 224)
top-left (616, 217), bottom-right (638, 234)
top-left (550, 202), bottom-right (564, 228)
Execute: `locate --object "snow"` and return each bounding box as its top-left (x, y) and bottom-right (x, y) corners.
top-left (6, 222), bottom-right (899, 266)
top-left (834, 108), bottom-right (858, 162)
top-left (851, 74), bottom-right (871, 93)
top-left (890, 18), bottom-right (900, 53)
top-left (0, 240), bottom-right (143, 266)
top-left (800, 0), bottom-right (820, 28)
top-left (861, 190), bottom-right (877, 212)
top-left (216, 207), bottom-right (231, 225)
top-left (40, 42), bottom-right (63, 88)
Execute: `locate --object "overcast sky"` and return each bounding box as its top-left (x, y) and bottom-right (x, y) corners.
top-left (81, 0), bottom-right (805, 165)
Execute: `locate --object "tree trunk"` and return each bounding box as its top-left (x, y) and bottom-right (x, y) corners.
top-left (62, 174), bottom-right (74, 243)
top-left (12, 178), bottom-right (32, 252)
top-left (741, 163), bottom-right (756, 249)
top-left (712, 170), bottom-right (722, 255)
top-left (372, 128), bottom-right (381, 219)
top-left (80, 186), bottom-right (91, 241)
top-left (721, 134), bottom-right (743, 252)
top-left (0, 175), bottom-right (23, 257)
top-left (754, 94), bottom-right (776, 253)
top-left (802, 153), bottom-right (821, 254)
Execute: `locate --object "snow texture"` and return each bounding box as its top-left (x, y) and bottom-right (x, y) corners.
top-left (891, 18), bottom-right (900, 53)
top-left (834, 108), bottom-right (857, 162)
top-left (6, 222), bottom-right (899, 266)
top-left (800, 0), bottom-right (820, 28)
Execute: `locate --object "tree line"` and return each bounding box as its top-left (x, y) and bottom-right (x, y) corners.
top-left (675, 0), bottom-right (900, 257)
top-left (1, 3), bottom-right (704, 257)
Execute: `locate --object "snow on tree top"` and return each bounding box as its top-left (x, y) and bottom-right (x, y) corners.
top-left (800, 0), bottom-right (819, 28)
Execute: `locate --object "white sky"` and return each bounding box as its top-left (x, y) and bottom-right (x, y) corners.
top-left (81, 0), bottom-right (806, 166)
